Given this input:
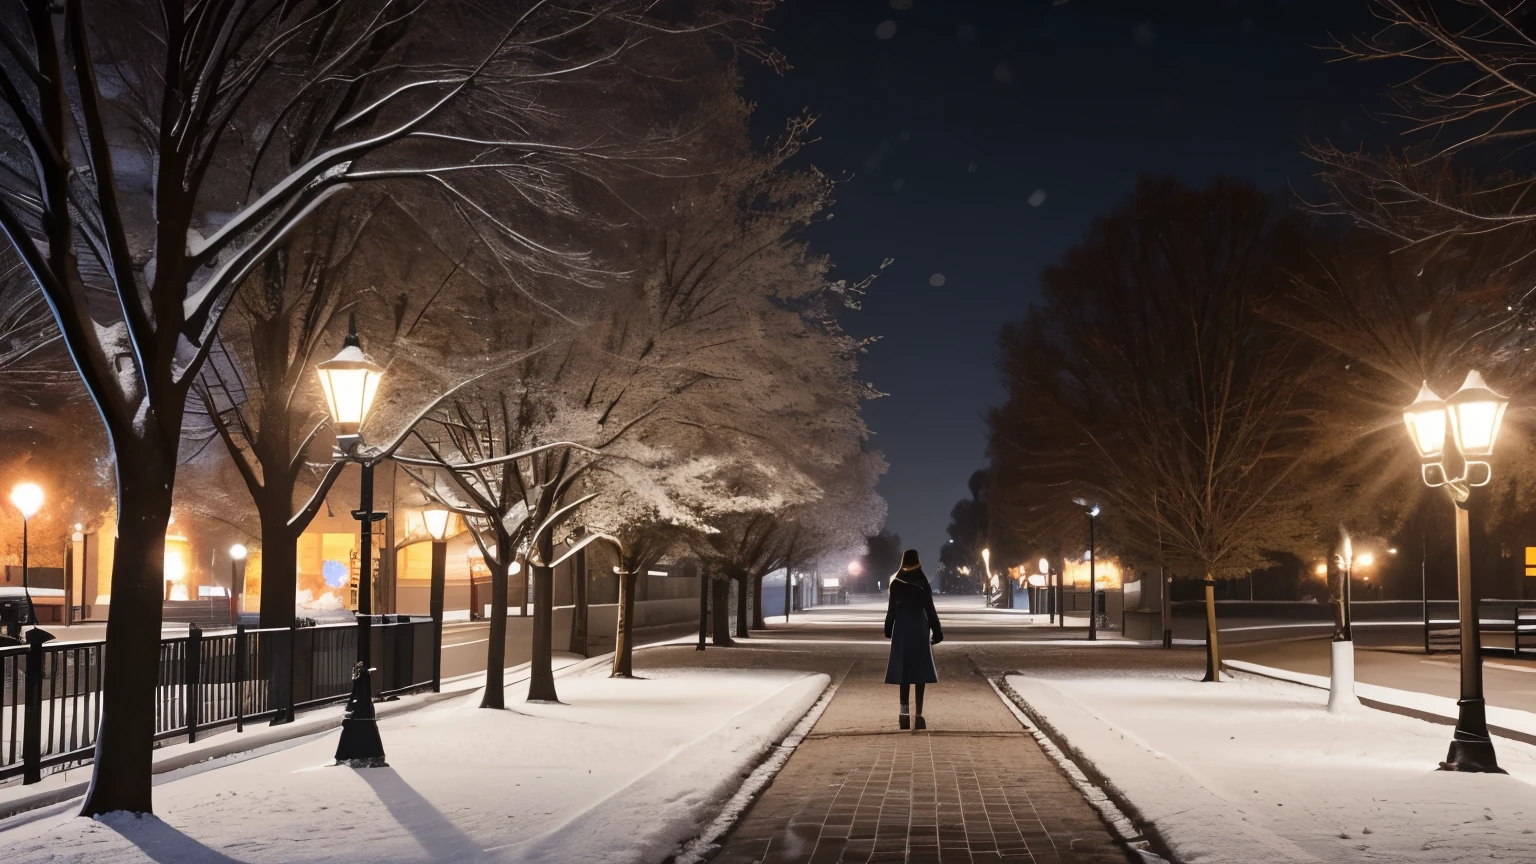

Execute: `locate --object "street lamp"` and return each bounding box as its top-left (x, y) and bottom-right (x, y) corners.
top-left (1085, 504), bottom-right (1100, 641)
top-left (1038, 557), bottom-right (1055, 625)
top-left (1402, 372), bottom-right (1508, 773)
top-left (423, 507), bottom-right (452, 693)
top-left (8, 483), bottom-right (50, 644)
top-left (982, 547), bottom-right (1000, 608)
top-left (228, 544), bottom-right (247, 626)
top-left (319, 315), bottom-right (388, 767)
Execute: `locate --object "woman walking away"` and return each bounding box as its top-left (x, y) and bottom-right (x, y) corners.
top-left (885, 549), bottom-right (943, 730)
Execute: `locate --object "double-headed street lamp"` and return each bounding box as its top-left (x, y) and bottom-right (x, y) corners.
top-left (317, 316), bottom-right (388, 767)
top-left (1402, 371), bottom-right (1509, 774)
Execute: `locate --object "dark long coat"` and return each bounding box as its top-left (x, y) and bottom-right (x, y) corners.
top-left (884, 569), bottom-right (942, 684)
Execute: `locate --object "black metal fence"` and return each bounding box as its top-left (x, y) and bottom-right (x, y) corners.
top-left (0, 616), bottom-right (435, 784)
top-left (1424, 599), bottom-right (1536, 656)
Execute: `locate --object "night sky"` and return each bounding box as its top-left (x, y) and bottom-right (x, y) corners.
top-left (746, 0), bottom-right (1398, 566)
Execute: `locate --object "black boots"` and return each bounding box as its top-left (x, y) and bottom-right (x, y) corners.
top-left (914, 715), bottom-right (926, 731)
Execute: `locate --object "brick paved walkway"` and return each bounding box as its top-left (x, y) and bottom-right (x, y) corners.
top-left (697, 612), bottom-right (1133, 864)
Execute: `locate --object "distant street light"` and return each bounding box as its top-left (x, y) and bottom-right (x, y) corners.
top-left (319, 315), bottom-right (388, 767)
top-left (8, 483), bottom-right (50, 646)
top-left (424, 508), bottom-right (452, 693)
top-left (1038, 557), bottom-right (1056, 625)
top-left (228, 544), bottom-right (247, 626)
top-left (1084, 503), bottom-right (1100, 641)
top-left (1402, 372), bottom-right (1508, 773)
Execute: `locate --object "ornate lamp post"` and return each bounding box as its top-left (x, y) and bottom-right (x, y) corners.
top-left (228, 544), bottom-right (247, 626)
top-left (1403, 372), bottom-right (1508, 773)
top-left (9, 483), bottom-right (50, 644)
top-left (317, 316), bottom-right (388, 767)
top-left (423, 508), bottom-right (452, 693)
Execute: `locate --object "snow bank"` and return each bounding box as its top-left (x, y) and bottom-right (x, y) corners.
top-left (0, 666), bottom-right (827, 864)
top-left (1007, 671), bottom-right (1536, 864)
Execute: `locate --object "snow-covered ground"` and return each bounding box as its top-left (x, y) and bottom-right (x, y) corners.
top-left (1008, 670), bottom-right (1536, 864)
top-left (0, 663), bottom-right (827, 864)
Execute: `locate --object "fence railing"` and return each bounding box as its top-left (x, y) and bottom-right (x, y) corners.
top-left (0, 615), bottom-right (435, 785)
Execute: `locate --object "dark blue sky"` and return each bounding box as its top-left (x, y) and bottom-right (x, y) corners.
top-left (746, 0), bottom-right (1396, 566)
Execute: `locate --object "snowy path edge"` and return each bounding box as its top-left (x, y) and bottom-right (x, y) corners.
top-left (510, 669), bottom-right (833, 864)
top-left (1004, 674), bottom-right (1325, 864)
top-left (987, 674), bottom-right (1172, 864)
top-left (669, 659), bottom-right (855, 864)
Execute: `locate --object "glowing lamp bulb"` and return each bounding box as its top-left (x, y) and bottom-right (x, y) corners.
top-left (10, 482), bottom-right (42, 519)
top-left (423, 508), bottom-right (452, 541)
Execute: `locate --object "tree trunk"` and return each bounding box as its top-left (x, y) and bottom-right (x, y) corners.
top-left (481, 554), bottom-right (510, 709)
top-left (711, 578), bottom-right (734, 646)
top-left (256, 502), bottom-right (297, 629)
top-left (528, 531), bottom-right (559, 701)
top-left (1202, 577), bottom-right (1220, 682)
top-left (80, 444), bottom-right (174, 816)
top-left (568, 547), bottom-right (588, 656)
top-left (612, 570), bottom-right (637, 678)
top-left (734, 573), bottom-right (750, 639)
top-left (751, 572), bottom-right (766, 630)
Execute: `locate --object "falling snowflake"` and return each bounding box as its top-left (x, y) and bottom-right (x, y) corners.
top-left (929, 273), bottom-right (946, 287)
top-left (1134, 22), bottom-right (1156, 46)
top-left (993, 62), bottom-right (1014, 84)
top-left (892, 178), bottom-right (906, 192)
top-left (875, 20), bottom-right (897, 40)
top-left (1028, 189), bottom-right (1048, 208)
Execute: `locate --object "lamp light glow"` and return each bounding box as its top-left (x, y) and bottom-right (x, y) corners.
top-left (1038, 557), bottom-right (1050, 574)
top-left (1445, 370), bottom-right (1508, 458)
top-left (9, 483), bottom-right (42, 520)
top-left (1403, 381), bottom-right (1448, 461)
top-left (317, 316), bottom-right (384, 436)
top-left (229, 543), bottom-right (248, 561)
top-left (423, 508), bottom-right (452, 541)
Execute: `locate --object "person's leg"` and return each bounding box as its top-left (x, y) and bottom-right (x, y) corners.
top-left (900, 683), bottom-right (910, 711)
top-left (915, 683), bottom-right (925, 715)
top-left (899, 683), bottom-right (911, 729)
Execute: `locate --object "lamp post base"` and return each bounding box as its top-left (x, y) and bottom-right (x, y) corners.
top-left (333, 664), bottom-right (388, 767)
top-left (1439, 698), bottom-right (1505, 774)
top-left (1327, 639), bottom-right (1361, 714)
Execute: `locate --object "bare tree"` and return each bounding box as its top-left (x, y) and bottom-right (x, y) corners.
top-left (1314, 3), bottom-right (1536, 244)
top-left (397, 395), bottom-right (602, 708)
top-left (0, 0), bottom-right (776, 815)
top-left (991, 177), bottom-right (1321, 681)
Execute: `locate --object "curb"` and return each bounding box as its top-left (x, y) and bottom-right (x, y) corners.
top-left (1222, 658), bottom-right (1536, 748)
